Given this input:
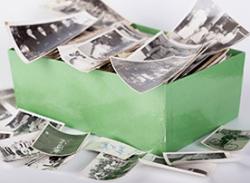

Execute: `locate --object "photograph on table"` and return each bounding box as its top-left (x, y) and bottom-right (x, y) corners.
top-left (163, 151), bottom-right (230, 165)
top-left (32, 124), bottom-right (89, 156)
top-left (0, 131), bottom-right (13, 140)
top-left (139, 153), bottom-right (215, 177)
top-left (2, 110), bottom-right (64, 134)
top-left (85, 136), bottom-right (143, 160)
top-left (80, 153), bottom-right (140, 180)
top-left (25, 154), bottom-right (72, 170)
top-left (0, 132), bottom-right (40, 162)
top-left (202, 126), bottom-right (250, 151)
top-left (0, 104), bottom-right (13, 122)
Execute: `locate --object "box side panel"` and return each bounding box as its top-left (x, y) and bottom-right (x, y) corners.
top-left (165, 51), bottom-right (245, 151)
top-left (9, 50), bottom-right (167, 154)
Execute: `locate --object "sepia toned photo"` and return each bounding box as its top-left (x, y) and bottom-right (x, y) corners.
top-left (202, 126), bottom-right (250, 151)
top-left (173, 0), bottom-right (223, 44)
top-left (7, 11), bottom-right (97, 63)
top-left (163, 151), bottom-right (229, 165)
top-left (32, 124), bottom-right (89, 156)
top-left (80, 153), bottom-right (139, 180)
top-left (128, 32), bottom-right (202, 60)
top-left (0, 132), bottom-right (40, 162)
top-left (111, 56), bottom-right (192, 92)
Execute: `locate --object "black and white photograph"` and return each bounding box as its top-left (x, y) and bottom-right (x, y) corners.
top-left (25, 154), bottom-right (71, 170)
top-left (85, 136), bottom-right (142, 160)
top-left (128, 32), bottom-right (202, 60)
top-left (139, 153), bottom-right (214, 177)
top-left (173, 0), bottom-right (223, 44)
top-left (49, 0), bottom-right (125, 28)
top-left (204, 14), bottom-right (249, 55)
top-left (80, 153), bottom-right (139, 180)
top-left (32, 124), bottom-right (89, 156)
top-left (78, 27), bottom-right (139, 60)
top-left (7, 11), bottom-right (97, 63)
top-left (202, 126), bottom-right (250, 151)
top-left (116, 24), bottom-right (148, 41)
top-left (0, 104), bottom-right (13, 122)
top-left (139, 153), bottom-right (169, 168)
top-left (2, 110), bottom-right (64, 134)
top-left (59, 25), bottom-right (141, 72)
top-left (111, 56), bottom-right (192, 92)
top-left (0, 88), bottom-right (14, 100)
top-left (0, 131), bottom-right (13, 140)
top-left (12, 110), bottom-right (64, 136)
top-left (174, 163), bottom-right (216, 177)
top-left (0, 132), bottom-right (40, 162)
top-left (163, 151), bottom-right (229, 165)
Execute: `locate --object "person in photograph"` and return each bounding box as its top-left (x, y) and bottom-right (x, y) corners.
top-left (89, 31), bottom-right (125, 59)
top-left (5, 112), bottom-right (31, 129)
top-left (177, 8), bottom-right (209, 39)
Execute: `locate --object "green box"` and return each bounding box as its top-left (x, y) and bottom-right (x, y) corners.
top-left (8, 24), bottom-right (245, 155)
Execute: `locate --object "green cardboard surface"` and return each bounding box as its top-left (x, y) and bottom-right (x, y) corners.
top-left (8, 25), bottom-right (245, 154)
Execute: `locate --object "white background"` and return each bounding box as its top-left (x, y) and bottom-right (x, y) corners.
top-left (0, 0), bottom-right (250, 182)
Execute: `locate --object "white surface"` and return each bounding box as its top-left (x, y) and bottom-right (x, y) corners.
top-left (0, 0), bottom-right (250, 182)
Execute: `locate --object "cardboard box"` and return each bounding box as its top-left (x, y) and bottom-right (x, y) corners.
top-left (8, 24), bottom-right (245, 154)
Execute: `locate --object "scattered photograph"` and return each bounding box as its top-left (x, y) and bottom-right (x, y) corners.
top-left (85, 136), bottom-right (142, 160)
top-left (173, 0), bottom-right (223, 44)
top-left (174, 163), bottom-right (216, 177)
top-left (80, 153), bottom-right (139, 180)
top-left (25, 154), bottom-right (71, 170)
top-left (0, 131), bottom-right (13, 140)
top-left (202, 126), bottom-right (250, 151)
top-left (32, 124), bottom-right (89, 156)
top-left (139, 153), bottom-right (169, 168)
top-left (111, 56), bottom-right (192, 92)
top-left (139, 153), bottom-right (214, 177)
top-left (163, 151), bottom-right (229, 165)
top-left (0, 88), bottom-right (14, 100)
top-left (0, 104), bottom-right (13, 122)
top-left (128, 32), bottom-right (202, 60)
top-left (12, 110), bottom-right (64, 136)
top-left (7, 11), bottom-right (97, 63)
top-left (3, 110), bottom-right (64, 134)
top-left (203, 14), bottom-right (249, 55)
top-left (0, 132), bottom-right (40, 162)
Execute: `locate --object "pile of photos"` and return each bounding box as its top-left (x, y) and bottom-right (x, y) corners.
top-left (1, 0), bottom-right (250, 180)
top-left (6, 0), bottom-right (249, 93)
top-left (1, 89), bottom-right (250, 180)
